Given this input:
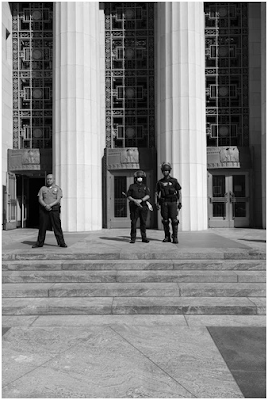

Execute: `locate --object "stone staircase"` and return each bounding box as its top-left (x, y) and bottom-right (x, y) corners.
top-left (2, 252), bottom-right (266, 316)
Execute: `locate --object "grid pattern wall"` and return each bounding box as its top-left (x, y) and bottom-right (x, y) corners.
top-left (12, 2), bottom-right (53, 149)
top-left (105, 2), bottom-right (155, 149)
top-left (204, 3), bottom-right (249, 147)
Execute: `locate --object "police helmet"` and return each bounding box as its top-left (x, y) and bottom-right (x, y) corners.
top-left (161, 162), bottom-right (172, 171)
top-left (134, 170), bottom-right (146, 178)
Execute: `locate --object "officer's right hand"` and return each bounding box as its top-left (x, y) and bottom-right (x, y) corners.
top-left (156, 204), bottom-right (160, 211)
top-left (135, 200), bottom-right (142, 207)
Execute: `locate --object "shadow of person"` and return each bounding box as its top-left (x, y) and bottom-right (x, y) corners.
top-left (99, 236), bottom-right (160, 242)
top-left (99, 236), bottom-right (130, 242)
top-left (240, 239), bottom-right (266, 243)
top-left (22, 241), bottom-right (58, 247)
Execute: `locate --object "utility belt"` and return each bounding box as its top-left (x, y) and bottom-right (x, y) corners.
top-left (51, 204), bottom-right (61, 211)
top-left (159, 196), bottom-right (177, 204)
top-left (41, 204), bottom-right (61, 211)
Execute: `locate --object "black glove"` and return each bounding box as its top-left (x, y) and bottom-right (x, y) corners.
top-left (178, 203), bottom-right (182, 210)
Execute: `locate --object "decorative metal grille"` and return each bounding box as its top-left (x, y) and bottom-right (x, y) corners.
top-left (204, 3), bottom-right (249, 147)
top-left (105, 2), bottom-right (155, 148)
top-left (12, 2), bottom-right (53, 149)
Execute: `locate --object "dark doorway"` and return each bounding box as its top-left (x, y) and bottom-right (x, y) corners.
top-left (27, 178), bottom-right (45, 228)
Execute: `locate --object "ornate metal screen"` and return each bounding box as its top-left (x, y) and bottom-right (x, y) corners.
top-left (204, 3), bottom-right (249, 147)
top-left (105, 3), bottom-right (155, 148)
top-left (12, 2), bottom-right (53, 149)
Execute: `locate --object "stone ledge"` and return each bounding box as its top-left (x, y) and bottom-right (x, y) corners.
top-left (2, 282), bottom-right (266, 298)
top-left (2, 297), bottom-right (262, 316)
top-left (2, 314), bottom-right (266, 328)
top-left (2, 259), bottom-right (266, 271)
top-left (3, 270), bottom-right (247, 284)
top-left (2, 250), bottom-right (265, 261)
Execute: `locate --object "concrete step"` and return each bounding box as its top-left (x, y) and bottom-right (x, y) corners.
top-left (2, 282), bottom-right (266, 298)
top-left (2, 297), bottom-right (265, 316)
top-left (3, 270), bottom-right (266, 284)
top-left (2, 259), bottom-right (266, 271)
top-left (2, 251), bottom-right (265, 316)
top-left (2, 249), bottom-right (265, 261)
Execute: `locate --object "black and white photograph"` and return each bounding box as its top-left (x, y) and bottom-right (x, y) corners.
top-left (2, 1), bottom-right (266, 398)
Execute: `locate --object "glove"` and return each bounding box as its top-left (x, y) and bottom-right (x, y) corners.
top-left (178, 203), bottom-right (182, 210)
top-left (156, 204), bottom-right (160, 211)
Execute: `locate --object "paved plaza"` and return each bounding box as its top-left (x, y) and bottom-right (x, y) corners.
top-left (2, 227), bottom-right (266, 398)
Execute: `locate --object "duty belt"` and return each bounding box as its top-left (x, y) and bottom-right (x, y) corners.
top-left (160, 197), bottom-right (177, 203)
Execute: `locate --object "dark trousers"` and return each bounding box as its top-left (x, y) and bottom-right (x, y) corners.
top-left (160, 201), bottom-right (178, 220)
top-left (130, 204), bottom-right (148, 240)
top-left (160, 201), bottom-right (179, 239)
top-left (37, 205), bottom-right (65, 246)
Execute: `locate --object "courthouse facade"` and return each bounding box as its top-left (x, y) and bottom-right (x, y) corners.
top-left (2, 2), bottom-right (266, 231)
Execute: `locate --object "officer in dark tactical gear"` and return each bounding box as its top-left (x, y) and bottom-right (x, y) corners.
top-left (127, 170), bottom-right (150, 243)
top-left (155, 162), bottom-right (182, 244)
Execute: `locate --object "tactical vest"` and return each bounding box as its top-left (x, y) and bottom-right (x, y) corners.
top-left (159, 179), bottom-right (178, 202)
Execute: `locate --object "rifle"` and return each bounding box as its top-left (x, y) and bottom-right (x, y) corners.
top-left (122, 192), bottom-right (153, 211)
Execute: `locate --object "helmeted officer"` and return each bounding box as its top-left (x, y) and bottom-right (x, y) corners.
top-left (155, 162), bottom-right (182, 244)
top-left (32, 174), bottom-right (67, 248)
top-left (127, 170), bottom-right (150, 243)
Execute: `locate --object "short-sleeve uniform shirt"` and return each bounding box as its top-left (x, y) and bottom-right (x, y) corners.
top-left (38, 184), bottom-right (62, 205)
top-left (127, 183), bottom-right (150, 206)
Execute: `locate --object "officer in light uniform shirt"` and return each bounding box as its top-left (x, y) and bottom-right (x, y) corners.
top-left (32, 174), bottom-right (67, 248)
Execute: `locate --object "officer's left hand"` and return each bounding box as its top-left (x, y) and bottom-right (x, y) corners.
top-left (178, 203), bottom-right (182, 210)
top-left (45, 204), bottom-right (52, 211)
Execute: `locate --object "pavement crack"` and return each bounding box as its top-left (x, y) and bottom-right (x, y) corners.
top-left (176, 282), bottom-right (181, 297)
top-left (2, 333), bottom-right (96, 389)
top-left (247, 297), bottom-right (259, 311)
top-left (28, 316), bottom-right (39, 327)
top-left (111, 296), bottom-right (115, 314)
top-left (109, 326), bottom-right (197, 398)
top-left (183, 315), bottom-right (190, 327)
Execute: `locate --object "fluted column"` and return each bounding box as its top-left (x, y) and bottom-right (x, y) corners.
top-left (53, 2), bottom-right (104, 231)
top-left (156, 2), bottom-right (207, 231)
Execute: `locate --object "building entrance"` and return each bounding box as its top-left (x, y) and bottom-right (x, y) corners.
top-left (208, 171), bottom-right (249, 228)
top-left (27, 178), bottom-right (45, 228)
top-left (3, 175), bottom-right (45, 230)
top-left (107, 170), bottom-right (155, 229)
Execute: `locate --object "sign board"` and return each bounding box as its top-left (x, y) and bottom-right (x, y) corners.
top-left (207, 147), bottom-right (252, 169)
top-left (8, 149), bottom-right (52, 173)
top-left (106, 147), bottom-right (156, 170)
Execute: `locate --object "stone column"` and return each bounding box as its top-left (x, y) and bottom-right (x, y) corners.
top-left (53, 2), bottom-right (105, 231)
top-left (156, 2), bottom-right (207, 231)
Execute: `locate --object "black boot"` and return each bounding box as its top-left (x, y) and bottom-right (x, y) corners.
top-left (172, 221), bottom-right (179, 244)
top-left (162, 220), bottom-right (171, 242)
